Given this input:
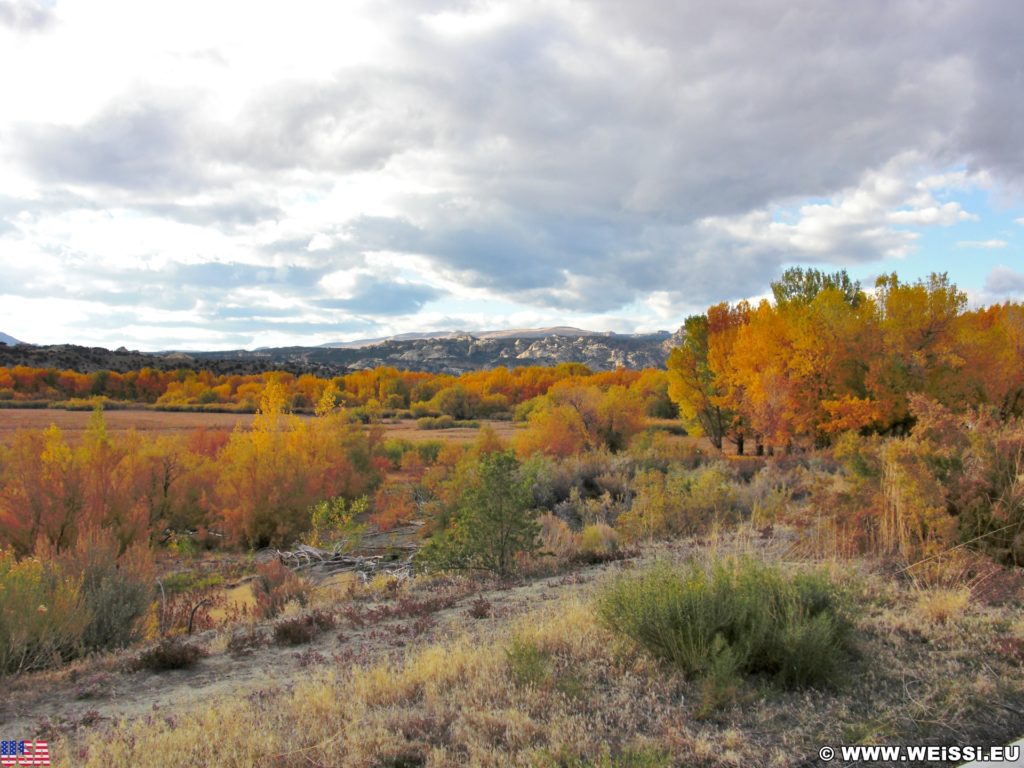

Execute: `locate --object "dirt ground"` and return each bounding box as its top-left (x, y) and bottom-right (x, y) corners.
top-left (0, 558), bottom-right (621, 739)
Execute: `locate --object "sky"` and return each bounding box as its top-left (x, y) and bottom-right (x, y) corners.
top-left (1, 0), bottom-right (1023, 351)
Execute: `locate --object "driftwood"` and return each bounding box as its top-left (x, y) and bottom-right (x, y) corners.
top-left (265, 522), bottom-right (424, 582)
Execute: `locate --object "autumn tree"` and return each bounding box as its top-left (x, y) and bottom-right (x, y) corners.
top-left (666, 314), bottom-right (730, 450)
top-left (667, 302), bottom-right (751, 452)
top-left (214, 381), bottom-right (378, 547)
top-left (0, 425), bottom-right (82, 554)
top-left (868, 272), bottom-right (968, 433)
top-left (516, 383), bottom-right (644, 457)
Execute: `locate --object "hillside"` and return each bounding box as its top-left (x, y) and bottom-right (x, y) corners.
top-left (0, 329), bottom-right (684, 375)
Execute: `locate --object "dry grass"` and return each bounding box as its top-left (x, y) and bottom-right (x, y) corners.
top-left (0, 408), bottom-right (519, 446)
top-left (49, 540), bottom-right (1024, 768)
top-left (0, 408), bottom-right (257, 444)
top-left (913, 587), bottom-right (971, 625)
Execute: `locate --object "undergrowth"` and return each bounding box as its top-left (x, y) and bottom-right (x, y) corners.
top-left (598, 556), bottom-right (855, 710)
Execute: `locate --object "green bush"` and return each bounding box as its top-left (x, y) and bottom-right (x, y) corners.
top-left (0, 533), bottom-right (155, 675)
top-left (418, 450), bottom-right (540, 576)
top-left (597, 557), bottom-right (854, 703)
top-left (416, 415), bottom-right (454, 430)
top-left (78, 562), bottom-right (152, 651)
top-left (416, 440), bottom-right (444, 465)
top-left (415, 416), bottom-right (481, 430)
top-left (378, 438), bottom-right (414, 469)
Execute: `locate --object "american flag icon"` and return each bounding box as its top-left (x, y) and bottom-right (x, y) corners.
top-left (0, 741), bottom-right (50, 767)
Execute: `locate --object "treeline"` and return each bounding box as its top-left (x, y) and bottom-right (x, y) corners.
top-left (0, 383), bottom-right (380, 554)
top-left (668, 269), bottom-right (1024, 453)
top-left (0, 362), bottom-right (678, 421)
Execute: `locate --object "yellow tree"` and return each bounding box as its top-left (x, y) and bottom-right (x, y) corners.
top-left (667, 303), bottom-right (750, 452)
top-left (868, 273), bottom-right (967, 433)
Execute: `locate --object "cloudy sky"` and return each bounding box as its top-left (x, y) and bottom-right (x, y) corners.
top-left (1, 0), bottom-right (1023, 350)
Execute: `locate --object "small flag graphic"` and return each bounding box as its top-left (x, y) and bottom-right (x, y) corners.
top-left (0, 740), bottom-right (50, 767)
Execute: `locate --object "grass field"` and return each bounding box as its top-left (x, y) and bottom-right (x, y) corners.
top-left (0, 408), bottom-right (522, 445)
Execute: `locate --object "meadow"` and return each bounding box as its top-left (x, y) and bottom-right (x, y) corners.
top-left (0, 408), bottom-right (521, 447)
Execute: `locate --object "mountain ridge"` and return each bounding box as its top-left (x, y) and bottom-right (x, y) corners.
top-left (320, 326), bottom-right (632, 349)
top-left (0, 327), bottom-right (685, 375)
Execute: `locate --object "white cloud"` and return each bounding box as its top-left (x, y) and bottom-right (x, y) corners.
top-left (956, 239), bottom-right (1008, 249)
top-left (696, 158), bottom-right (975, 265)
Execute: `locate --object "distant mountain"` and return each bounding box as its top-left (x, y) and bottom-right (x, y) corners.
top-left (192, 328), bottom-right (682, 374)
top-left (0, 328), bottom-right (687, 376)
top-left (321, 326), bottom-right (604, 349)
top-left (0, 332), bottom-right (24, 345)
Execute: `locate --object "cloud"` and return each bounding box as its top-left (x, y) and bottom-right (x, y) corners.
top-left (315, 276), bottom-right (442, 316)
top-left (3, 1), bottom-right (1024, 348)
top-left (956, 239), bottom-right (1008, 249)
top-left (14, 100), bottom-right (203, 193)
top-left (984, 266), bottom-right (1024, 296)
top-left (0, 0), bottom-right (55, 31)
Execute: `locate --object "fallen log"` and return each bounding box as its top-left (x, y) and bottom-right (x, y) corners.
top-left (263, 541), bottom-right (416, 582)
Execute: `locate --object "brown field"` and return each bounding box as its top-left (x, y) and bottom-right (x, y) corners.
top-left (0, 408), bottom-right (522, 445)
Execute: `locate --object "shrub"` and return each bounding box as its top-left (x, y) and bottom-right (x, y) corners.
top-left (944, 415), bottom-right (1024, 564)
top-left (378, 439), bottom-right (414, 469)
top-left (617, 463), bottom-right (745, 542)
top-left (745, 464), bottom-right (795, 525)
top-left (825, 398), bottom-right (1024, 563)
top-left (305, 496), bottom-right (368, 549)
top-left (505, 635), bottom-right (551, 687)
top-left (272, 610), bottom-right (336, 646)
top-left (416, 415), bottom-right (455, 430)
top-left (537, 513), bottom-right (577, 560)
top-left (598, 557), bottom-right (854, 705)
top-left (416, 440), bottom-right (444, 465)
top-left (418, 450), bottom-right (540, 576)
top-left (914, 587), bottom-right (970, 624)
top-left (628, 431), bottom-right (705, 472)
top-left (0, 550), bottom-right (89, 675)
top-left (252, 560), bottom-right (311, 620)
top-left (577, 523), bottom-right (620, 560)
top-left (58, 531), bottom-right (154, 652)
top-left (468, 595), bottom-right (492, 619)
top-left (371, 485), bottom-right (416, 531)
top-left (132, 637), bottom-right (204, 672)
top-left (226, 627), bottom-right (267, 656)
